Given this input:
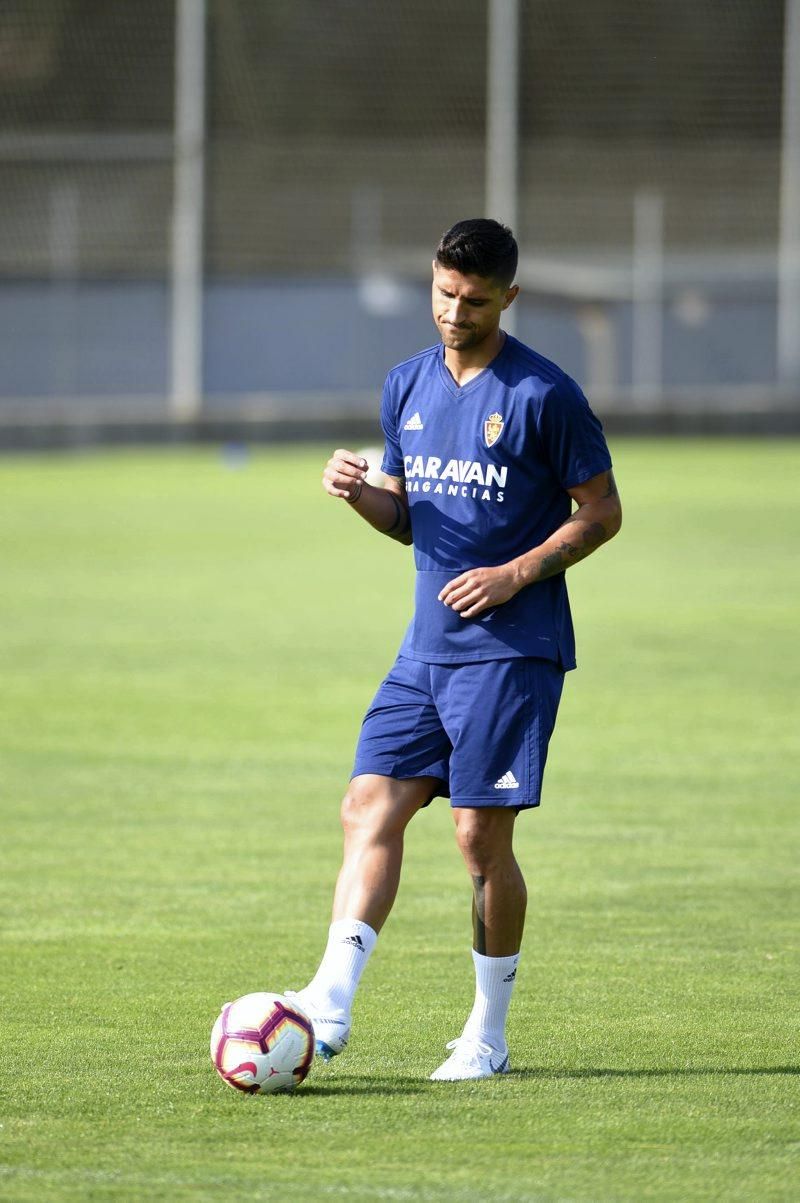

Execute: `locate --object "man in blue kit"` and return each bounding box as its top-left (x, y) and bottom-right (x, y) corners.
top-left (289, 219), bottom-right (622, 1080)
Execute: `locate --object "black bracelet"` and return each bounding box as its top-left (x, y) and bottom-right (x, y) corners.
top-left (346, 480), bottom-right (363, 504)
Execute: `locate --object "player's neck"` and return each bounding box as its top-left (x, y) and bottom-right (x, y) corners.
top-left (443, 329), bottom-right (507, 388)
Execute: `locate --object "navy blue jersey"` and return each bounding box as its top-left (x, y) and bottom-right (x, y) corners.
top-left (380, 334), bottom-right (612, 669)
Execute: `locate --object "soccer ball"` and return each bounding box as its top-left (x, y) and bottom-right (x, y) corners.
top-left (210, 992), bottom-right (315, 1094)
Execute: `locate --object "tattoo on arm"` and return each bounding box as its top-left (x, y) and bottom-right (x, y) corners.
top-left (472, 874), bottom-right (487, 955)
top-left (536, 523), bottom-right (607, 581)
top-left (538, 546), bottom-right (571, 578)
top-left (535, 472), bottom-right (618, 582)
top-left (580, 521), bottom-right (607, 550)
top-left (602, 471), bottom-right (618, 499)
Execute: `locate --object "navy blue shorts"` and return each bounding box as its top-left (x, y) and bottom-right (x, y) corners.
top-left (352, 654), bottom-right (565, 810)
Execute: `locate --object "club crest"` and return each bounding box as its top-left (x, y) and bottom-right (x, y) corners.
top-left (484, 412), bottom-right (504, 447)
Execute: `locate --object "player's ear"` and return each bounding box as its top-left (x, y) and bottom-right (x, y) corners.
top-left (502, 284), bottom-right (520, 310)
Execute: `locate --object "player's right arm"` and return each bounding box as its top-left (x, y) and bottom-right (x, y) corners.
top-left (322, 449), bottom-right (412, 546)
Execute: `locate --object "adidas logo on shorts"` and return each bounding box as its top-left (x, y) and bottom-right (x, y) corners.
top-left (493, 771), bottom-right (519, 790)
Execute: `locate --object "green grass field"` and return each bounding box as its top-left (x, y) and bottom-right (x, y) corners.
top-left (0, 440), bottom-right (798, 1202)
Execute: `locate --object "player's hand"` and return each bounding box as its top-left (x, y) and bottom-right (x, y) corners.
top-left (438, 565), bottom-right (521, 618)
top-left (322, 449), bottom-right (368, 500)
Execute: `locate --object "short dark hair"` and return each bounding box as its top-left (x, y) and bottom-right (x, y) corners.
top-left (435, 218), bottom-right (518, 288)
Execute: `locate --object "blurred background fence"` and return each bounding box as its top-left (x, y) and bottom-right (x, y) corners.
top-left (1, 0), bottom-right (798, 445)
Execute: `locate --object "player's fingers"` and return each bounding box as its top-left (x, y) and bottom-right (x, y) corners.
top-left (332, 449), bottom-right (368, 471)
top-left (321, 481), bottom-right (350, 499)
top-left (449, 587), bottom-right (484, 613)
top-left (321, 473), bottom-right (361, 498)
top-left (325, 460), bottom-right (365, 483)
top-left (458, 597), bottom-right (491, 618)
top-left (438, 573), bottom-right (471, 603)
top-left (322, 457), bottom-right (368, 499)
top-left (444, 575), bottom-right (484, 604)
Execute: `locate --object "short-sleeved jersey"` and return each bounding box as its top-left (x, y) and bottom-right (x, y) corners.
top-left (380, 334), bottom-right (612, 669)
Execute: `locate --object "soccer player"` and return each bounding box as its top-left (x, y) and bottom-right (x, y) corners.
top-left (289, 219), bottom-right (622, 1080)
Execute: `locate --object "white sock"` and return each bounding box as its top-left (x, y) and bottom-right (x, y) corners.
top-left (461, 950), bottom-right (519, 1050)
top-left (301, 918), bottom-right (377, 1017)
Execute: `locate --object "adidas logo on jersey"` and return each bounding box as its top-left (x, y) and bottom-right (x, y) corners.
top-left (493, 771), bottom-right (519, 790)
top-left (403, 412), bottom-right (424, 431)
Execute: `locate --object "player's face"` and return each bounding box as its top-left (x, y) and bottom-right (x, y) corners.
top-left (432, 263), bottom-right (518, 352)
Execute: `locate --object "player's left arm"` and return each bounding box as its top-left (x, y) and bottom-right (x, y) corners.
top-left (439, 469), bottom-right (622, 619)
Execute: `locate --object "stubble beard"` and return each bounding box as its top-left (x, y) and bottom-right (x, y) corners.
top-left (439, 322), bottom-right (486, 352)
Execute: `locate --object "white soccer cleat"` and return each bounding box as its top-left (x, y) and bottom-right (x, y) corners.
top-left (429, 1036), bottom-right (511, 1081)
top-left (284, 990), bottom-right (351, 1062)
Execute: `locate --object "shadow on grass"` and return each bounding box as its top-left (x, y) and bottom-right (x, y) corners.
top-left (291, 1066), bottom-right (800, 1097)
top-left (512, 1065), bottom-right (799, 1080)
top-left (302, 1074), bottom-right (427, 1097)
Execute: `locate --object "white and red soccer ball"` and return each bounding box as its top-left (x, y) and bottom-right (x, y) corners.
top-left (210, 992), bottom-right (315, 1094)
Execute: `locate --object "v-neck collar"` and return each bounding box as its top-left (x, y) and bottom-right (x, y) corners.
top-left (436, 333), bottom-right (512, 397)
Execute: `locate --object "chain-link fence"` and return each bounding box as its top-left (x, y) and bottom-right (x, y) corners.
top-left (0, 0), bottom-right (797, 438)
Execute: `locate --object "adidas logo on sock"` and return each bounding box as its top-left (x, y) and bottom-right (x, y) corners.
top-left (342, 934), bottom-right (365, 950)
top-left (493, 770), bottom-right (519, 790)
top-left (403, 411), bottom-right (424, 430)
top-left (503, 968), bottom-right (517, 983)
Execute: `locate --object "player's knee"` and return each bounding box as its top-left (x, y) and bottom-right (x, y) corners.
top-left (455, 825), bottom-right (494, 873)
top-left (339, 779), bottom-right (395, 840)
top-left (454, 810), bottom-right (515, 874)
top-left (340, 784), bottom-right (369, 836)
top-left (341, 775), bottom-right (427, 843)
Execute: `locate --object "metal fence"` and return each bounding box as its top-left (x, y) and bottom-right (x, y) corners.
top-left (1, 0), bottom-right (798, 440)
